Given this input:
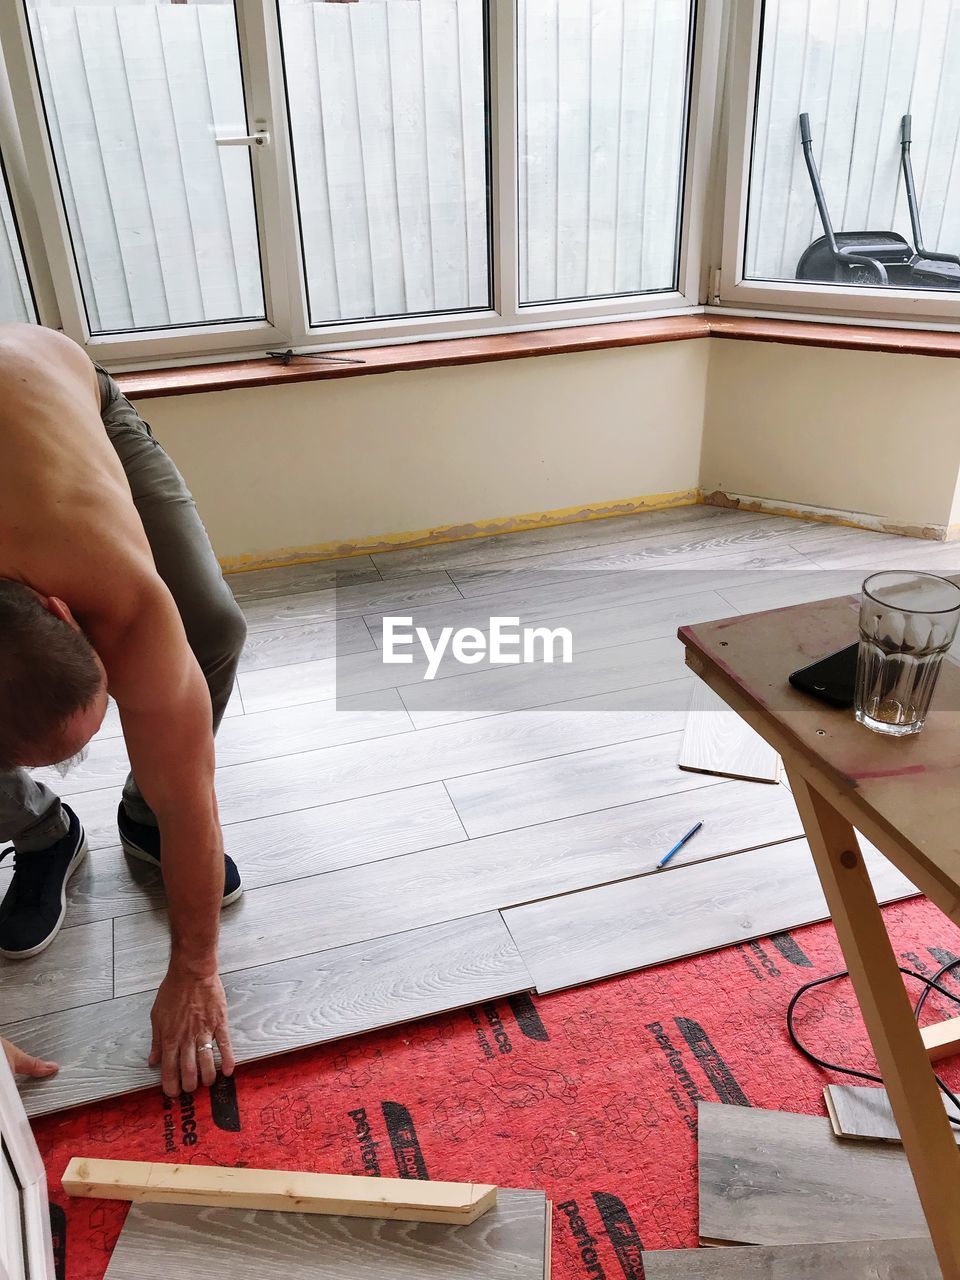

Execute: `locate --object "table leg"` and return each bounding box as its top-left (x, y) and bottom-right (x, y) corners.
top-left (789, 769), bottom-right (960, 1279)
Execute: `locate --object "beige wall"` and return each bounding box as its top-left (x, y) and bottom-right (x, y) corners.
top-left (701, 339), bottom-right (960, 536)
top-left (140, 333), bottom-right (960, 563)
top-left (143, 340), bottom-right (709, 564)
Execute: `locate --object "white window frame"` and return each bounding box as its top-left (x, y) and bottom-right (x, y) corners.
top-left (717, 0), bottom-right (960, 328)
top-left (0, 0), bottom-right (718, 369)
top-left (0, 1051), bottom-right (56, 1280)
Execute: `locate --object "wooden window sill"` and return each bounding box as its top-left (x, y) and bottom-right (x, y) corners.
top-left (116, 314), bottom-right (960, 401)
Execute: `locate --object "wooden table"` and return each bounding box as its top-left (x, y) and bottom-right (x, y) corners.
top-left (679, 592), bottom-right (960, 1278)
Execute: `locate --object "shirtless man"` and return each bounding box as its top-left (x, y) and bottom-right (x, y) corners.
top-left (0, 323), bottom-right (245, 1098)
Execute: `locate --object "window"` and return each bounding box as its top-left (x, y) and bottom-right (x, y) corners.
top-left (0, 153), bottom-right (34, 323)
top-left (23, 0), bottom-right (266, 334)
top-left (722, 0), bottom-right (960, 317)
top-left (518, 0), bottom-right (696, 306)
top-left (0, 0), bottom-right (709, 360)
top-left (278, 0), bottom-right (491, 326)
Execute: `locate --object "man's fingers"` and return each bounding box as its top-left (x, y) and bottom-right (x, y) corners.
top-left (10, 1049), bottom-right (58, 1079)
top-left (179, 1043), bottom-right (198, 1097)
top-left (148, 1015), bottom-right (161, 1069)
top-left (216, 1022), bottom-right (236, 1078)
top-left (198, 1043), bottom-right (217, 1090)
top-left (160, 1041), bottom-right (181, 1099)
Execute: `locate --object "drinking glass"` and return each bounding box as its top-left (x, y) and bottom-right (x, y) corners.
top-left (855, 571), bottom-right (960, 736)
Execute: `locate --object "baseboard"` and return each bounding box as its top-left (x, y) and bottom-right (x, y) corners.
top-left (700, 489), bottom-right (948, 542)
top-left (220, 488), bottom-right (701, 575)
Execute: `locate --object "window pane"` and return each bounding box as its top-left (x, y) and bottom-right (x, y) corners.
top-left (746, 0), bottom-right (960, 292)
top-left (518, 0), bottom-right (694, 306)
top-left (0, 161), bottom-right (35, 323)
top-left (24, 0), bottom-right (266, 334)
top-left (278, 0), bottom-right (491, 327)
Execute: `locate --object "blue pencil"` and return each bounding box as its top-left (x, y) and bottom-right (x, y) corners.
top-left (656, 820), bottom-right (703, 871)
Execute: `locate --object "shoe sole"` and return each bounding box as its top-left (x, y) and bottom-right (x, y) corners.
top-left (0, 836), bottom-right (89, 960)
top-left (120, 834), bottom-right (244, 907)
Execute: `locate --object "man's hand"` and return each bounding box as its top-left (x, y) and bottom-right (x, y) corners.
top-left (149, 967), bottom-right (235, 1097)
top-left (3, 1037), bottom-right (57, 1079)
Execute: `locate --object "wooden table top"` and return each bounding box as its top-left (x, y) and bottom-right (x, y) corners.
top-left (678, 593), bottom-right (960, 918)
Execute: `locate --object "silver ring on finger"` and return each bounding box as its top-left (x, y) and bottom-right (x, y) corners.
top-left (197, 1041), bottom-right (215, 1053)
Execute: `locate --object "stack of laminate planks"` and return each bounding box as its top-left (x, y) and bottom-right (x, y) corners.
top-left (639, 1101), bottom-right (938, 1276)
top-left (65, 1160), bottom-right (552, 1280)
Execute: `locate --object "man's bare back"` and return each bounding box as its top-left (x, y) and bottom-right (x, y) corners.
top-left (0, 325), bottom-right (156, 611)
top-left (0, 324), bottom-right (242, 1098)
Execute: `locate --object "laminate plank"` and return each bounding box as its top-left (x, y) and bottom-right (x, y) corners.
top-left (227, 555), bottom-right (380, 602)
top-left (678, 679), bottom-right (780, 784)
top-left (804, 536), bottom-right (960, 573)
top-left (360, 563), bottom-right (826, 658)
top-left (641, 1239), bottom-right (939, 1278)
top-left (824, 1084), bottom-right (960, 1145)
top-left (3, 912), bottom-right (532, 1118)
top-left (502, 836), bottom-right (918, 995)
top-left (715, 570), bottom-right (865, 617)
top-left (697, 1102), bottom-right (928, 1245)
top-left (448, 546), bottom-right (820, 599)
top-left (0, 919), bottom-right (112, 1021)
top-left (398, 635), bottom-right (689, 729)
top-left (238, 615), bottom-right (374, 672)
top-left (444, 730), bottom-right (716, 839)
top-left (104, 1191), bottom-right (547, 1280)
top-left (0, 783), bottom-right (464, 929)
top-left (242, 597), bottom-right (725, 717)
top-left (371, 507), bottom-right (768, 578)
top-left (33, 690), bottom-right (414, 799)
top-left (443, 516), bottom-right (816, 584)
top-left (66, 682), bottom-right (694, 851)
top-left (110, 774), bottom-right (801, 997)
top-left (239, 570), bottom-right (461, 633)
top-left (366, 589), bottom-right (734, 653)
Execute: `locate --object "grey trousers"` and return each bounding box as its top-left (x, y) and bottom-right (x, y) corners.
top-left (0, 368), bottom-right (247, 853)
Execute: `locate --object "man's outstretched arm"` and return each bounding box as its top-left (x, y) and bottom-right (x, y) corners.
top-left (89, 577), bottom-right (235, 1097)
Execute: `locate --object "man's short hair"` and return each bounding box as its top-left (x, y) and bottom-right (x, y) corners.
top-left (0, 581), bottom-right (102, 770)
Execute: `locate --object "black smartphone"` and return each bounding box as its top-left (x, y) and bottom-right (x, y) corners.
top-left (788, 642), bottom-right (859, 708)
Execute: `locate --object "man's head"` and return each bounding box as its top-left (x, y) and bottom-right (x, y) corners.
top-left (0, 581), bottom-right (108, 771)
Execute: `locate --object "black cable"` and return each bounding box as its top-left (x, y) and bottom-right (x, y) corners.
top-left (787, 960), bottom-right (960, 1125)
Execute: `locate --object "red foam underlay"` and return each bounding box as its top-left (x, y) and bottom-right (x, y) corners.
top-left (33, 896), bottom-right (960, 1280)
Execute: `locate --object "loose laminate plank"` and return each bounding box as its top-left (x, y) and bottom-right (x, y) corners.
top-left (502, 836), bottom-right (918, 994)
top-left (109, 776), bottom-right (802, 997)
top-left (697, 1102), bottom-right (928, 1245)
top-left (678, 679), bottom-right (781, 784)
top-left (103, 1191), bottom-right (548, 1280)
top-left (642, 1239), bottom-right (939, 1278)
top-left (824, 1084), bottom-right (960, 1145)
top-left (3, 912), bottom-right (532, 1118)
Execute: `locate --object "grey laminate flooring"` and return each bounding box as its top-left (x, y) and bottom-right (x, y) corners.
top-left (0, 506), bottom-right (945, 1114)
top-left (824, 1083), bottom-right (960, 1144)
top-left (641, 1239), bottom-right (938, 1279)
top-left (501, 836), bottom-right (918, 995)
top-left (104, 1191), bottom-right (549, 1280)
top-left (697, 1102), bottom-right (929, 1245)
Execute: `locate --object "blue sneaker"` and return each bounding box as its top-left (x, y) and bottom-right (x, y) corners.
top-left (0, 805), bottom-right (88, 959)
top-left (117, 805), bottom-right (243, 906)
